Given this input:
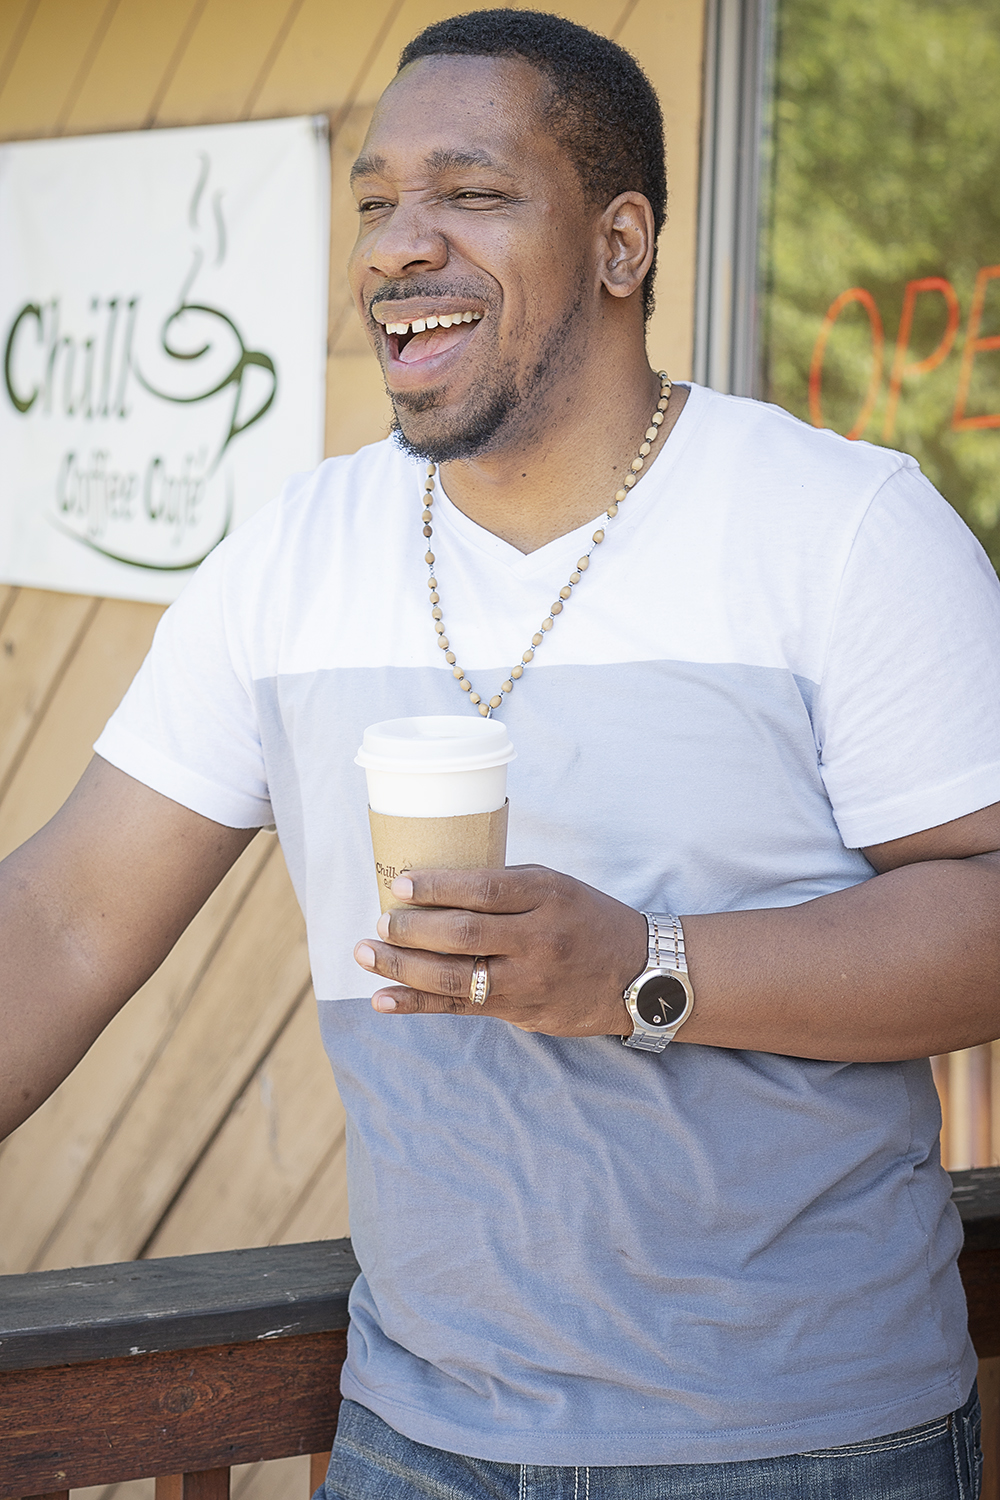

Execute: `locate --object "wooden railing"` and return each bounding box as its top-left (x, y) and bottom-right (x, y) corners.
top-left (0, 1238), bottom-right (359, 1499)
top-left (0, 1182), bottom-right (998, 1499)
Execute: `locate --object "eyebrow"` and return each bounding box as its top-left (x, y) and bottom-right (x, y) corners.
top-left (350, 147), bottom-right (512, 183)
top-left (350, 152), bottom-right (388, 183)
top-left (425, 148), bottom-right (504, 174)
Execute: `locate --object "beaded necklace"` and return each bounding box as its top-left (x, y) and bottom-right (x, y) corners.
top-left (422, 371), bottom-right (672, 718)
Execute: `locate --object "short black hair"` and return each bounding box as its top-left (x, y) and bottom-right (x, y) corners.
top-left (397, 9), bottom-right (666, 321)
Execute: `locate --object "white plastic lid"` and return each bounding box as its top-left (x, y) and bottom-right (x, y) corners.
top-left (355, 715), bottom-right (516, 775)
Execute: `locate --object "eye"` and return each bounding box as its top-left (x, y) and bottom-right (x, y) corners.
top-left (451, 189), bottom-right (507, 204)
top-left (357, 197), bottom-right (392, 215)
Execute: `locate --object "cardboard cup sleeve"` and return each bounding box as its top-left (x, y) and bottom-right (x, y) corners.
top-left (367, 801), bottom-right (509, 913)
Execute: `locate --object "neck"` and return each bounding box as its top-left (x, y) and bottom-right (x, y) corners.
top-left (434, 347), bottom-right (686, 555)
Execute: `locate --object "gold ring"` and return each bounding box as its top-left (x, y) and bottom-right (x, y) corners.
top-left (469, 956), bottom-right (491, 1006)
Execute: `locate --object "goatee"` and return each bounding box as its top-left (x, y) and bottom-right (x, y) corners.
top-left (389, 375), bottom-right (522, 465)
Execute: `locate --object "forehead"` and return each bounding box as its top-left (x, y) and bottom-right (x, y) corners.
top-left (353, 54), bottom-right (563, 183)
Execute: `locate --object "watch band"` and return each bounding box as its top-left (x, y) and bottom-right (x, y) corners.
top-left (622, 911), bottom-right (693, 1052)
top-left (647, 911), bottom-right (686, 976)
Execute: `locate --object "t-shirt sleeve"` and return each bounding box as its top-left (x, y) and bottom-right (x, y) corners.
top-left (814, 463), bottom-right (1000, 849)
top-left (94, 515), bottom-right (274, 829)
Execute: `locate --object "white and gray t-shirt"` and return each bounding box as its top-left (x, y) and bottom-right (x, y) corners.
top-left (96, 383), bottom-right (1000, 1465)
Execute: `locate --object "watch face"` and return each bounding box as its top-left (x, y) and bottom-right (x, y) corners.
top-left (636, 973), bottom-right (690, 1029)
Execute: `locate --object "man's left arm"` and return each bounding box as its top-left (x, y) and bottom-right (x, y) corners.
top-left (354, 799), bottom-right (1000, 1062)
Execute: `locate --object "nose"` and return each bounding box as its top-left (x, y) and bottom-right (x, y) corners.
top-left (364, 200), bottom-right (448, 280)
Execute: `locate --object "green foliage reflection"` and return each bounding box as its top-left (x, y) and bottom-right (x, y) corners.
top-left (762, 0), bottom-right (1000, 567)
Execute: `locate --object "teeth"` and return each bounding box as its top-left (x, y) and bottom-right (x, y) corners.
top-left (380, 311), bottom-right (482, 337)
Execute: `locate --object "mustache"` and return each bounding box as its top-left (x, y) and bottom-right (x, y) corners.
top-left (366, 280), bottom-right (491, 321)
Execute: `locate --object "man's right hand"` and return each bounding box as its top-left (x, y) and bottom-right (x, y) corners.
top-left (0, 755), bottom-right (255, 1141)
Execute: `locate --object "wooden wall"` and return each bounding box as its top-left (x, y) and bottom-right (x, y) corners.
top-left (0, 6), bottom-right (706, 1491)
top-left (934, 1046), bottom-right (1000, 1171)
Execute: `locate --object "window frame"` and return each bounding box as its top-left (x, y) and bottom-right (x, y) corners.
top-left (693, 0), bottom-right (774, 397)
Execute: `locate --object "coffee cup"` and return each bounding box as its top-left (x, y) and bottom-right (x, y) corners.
top-left (356, 715), bottom-right (515, 912)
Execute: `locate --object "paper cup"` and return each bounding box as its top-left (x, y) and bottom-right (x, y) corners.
top-left (356, 716), bottom-right (515, 911)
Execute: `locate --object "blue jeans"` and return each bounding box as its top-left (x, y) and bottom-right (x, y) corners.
top-left (317, 1388), bottom-right (982, 1499)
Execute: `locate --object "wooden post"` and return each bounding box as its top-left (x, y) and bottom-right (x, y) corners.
top-left (951, 1049), bottom-right (975, 1169)
top-left (932, 1054), bottom-right (951, 1166)
top-left (309, 1451), bottom-right (331, 1493)
top-left (156, 1473), bottom-right (229, 1500)
top-left (971, 1046), bottom-right (993, 1167)
top-left (979, 1357), bottom-right (1000, 1500)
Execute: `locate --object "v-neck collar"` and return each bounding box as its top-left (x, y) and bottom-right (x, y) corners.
top-left (426, 383), bottom-right (704, 579)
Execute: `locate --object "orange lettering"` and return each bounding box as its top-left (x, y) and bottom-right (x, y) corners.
top-left (883, 277), bottom-right (960, 442)
top-left (952, 264), bottom-right (1000, 431)
top-left (809, 288), bottom-right (884, 440)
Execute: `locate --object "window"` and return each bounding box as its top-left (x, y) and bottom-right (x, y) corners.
top-left (758, 0), bottom-right (1000, 569)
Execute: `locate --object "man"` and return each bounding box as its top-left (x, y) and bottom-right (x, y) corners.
top-left (1, 9), bottom-right (998, 1496)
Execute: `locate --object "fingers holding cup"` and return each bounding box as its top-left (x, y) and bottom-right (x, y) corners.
top-left (355, 937), bottom-right (498, 1015)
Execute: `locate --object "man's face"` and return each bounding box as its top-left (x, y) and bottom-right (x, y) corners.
top-left (348, 55), bottom-right (598, 463)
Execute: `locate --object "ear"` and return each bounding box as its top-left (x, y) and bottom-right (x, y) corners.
top-left (598, 191), bottom-right (656, 301)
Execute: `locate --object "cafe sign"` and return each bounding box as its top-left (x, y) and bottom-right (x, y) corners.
top-left (0, 116), bottom-right (329, 603)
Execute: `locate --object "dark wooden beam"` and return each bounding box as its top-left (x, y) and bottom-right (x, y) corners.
top-left (0, 1239), bottom-right (358, 1373)
top-left (951, 1168), bottom-right (1000, 1253)
top-left (0, 1329), bottom-right (345, 1498)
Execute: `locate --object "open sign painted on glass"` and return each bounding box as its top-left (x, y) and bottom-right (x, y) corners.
top-left (808, 268), bottom-right (1000, 441)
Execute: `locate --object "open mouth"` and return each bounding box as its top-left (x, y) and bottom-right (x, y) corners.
top-left (376, 309), bottom-right (484, 366)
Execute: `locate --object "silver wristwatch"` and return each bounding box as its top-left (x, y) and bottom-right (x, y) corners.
top-left (622, 913), bottom-right (695, 1052)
